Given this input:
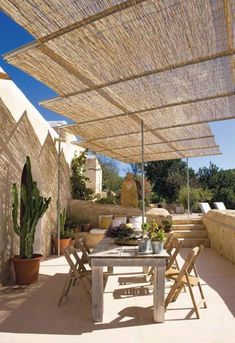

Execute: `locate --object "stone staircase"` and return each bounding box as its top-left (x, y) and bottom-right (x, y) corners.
top-left (172, 217), bottom-right (210, 247)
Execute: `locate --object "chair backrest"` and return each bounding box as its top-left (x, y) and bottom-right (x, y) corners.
top-left (199, 202), bottom-right (211, 214)
top-left (76, 236), bottom-right (90, 264)
top-left (214, 202), bottom-right (226, 210)
top-left (64, 246), bottom-right (87, 277)
top-left (178, 245), bottom-right (204, 279)
top-left (166, 236), bottom-right (183, 270)
top-left (163, 233), bottom-right (174, 250)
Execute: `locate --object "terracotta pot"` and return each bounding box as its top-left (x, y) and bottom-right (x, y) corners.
top-left (12, 254), bottom-right (42, 285)
top-left (70, 238), bottom-right (75, 248)
top-left (53, 238), bottom-right (71, 255)
top-left (72, 226), bottom-right (81, 233)
top-left (82, 223), bottom-right (91, 232)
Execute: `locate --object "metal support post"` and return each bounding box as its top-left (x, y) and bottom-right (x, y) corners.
top-left (57, 128), bottom-right (62, 256)
top-left (141, 120), bottom-right (145, 225)
top-left (186, 157), bottom-right (190, 220)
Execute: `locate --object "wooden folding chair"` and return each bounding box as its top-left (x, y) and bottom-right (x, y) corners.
top-left (76, 236), bottom-right (91, 265)
top-left (58, 246), bottom-right (91, 306)
top-left (165, 245), bottom-right (207, 319)
top-left (149, 234), bottom-right (182, 282)
top-left (165, 235), bottom-right (183, 271)
top-left (164, 233), bottom-right (174, 251)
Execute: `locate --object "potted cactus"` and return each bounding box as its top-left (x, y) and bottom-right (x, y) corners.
top-left (12, 156), bottom-right (51, 285)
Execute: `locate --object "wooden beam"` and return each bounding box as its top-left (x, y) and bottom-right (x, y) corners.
top-left (96, 135), bottom-right (215, 153)
top-left (107, 145), bottom-right (220, 159)
top-left (223, 0), bottom-right (234, 50)
top-left (3, 0), bottom-right (146, 59)
top-left (69, 114), bottom-right (234, 144)
top-left (0, 72), bottom-right (11, 80)
top-left (119, 151), bottom-right (222, 163)
top-left (40, 50), bottom-right (235, 105)
top-left (41, 91), bottom-right (235, 126)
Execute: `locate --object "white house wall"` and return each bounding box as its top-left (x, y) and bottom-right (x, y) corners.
top-left (0, 68), bottom-right (71, 284)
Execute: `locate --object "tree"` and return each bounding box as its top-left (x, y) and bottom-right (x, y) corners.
top-left (197, 163), bottom-right (220, 190)
top-left (98, 156), bottom-right (123, 194)
top-left (197, 163), bottom-right (235, 209)
top-left (70, 152), bottom-right (93, 200)
top-left (178, 187), bottom-right (213, 211)
top-left (145, 159), bottom-right (197, 203)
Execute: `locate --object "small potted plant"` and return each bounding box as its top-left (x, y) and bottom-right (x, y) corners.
top-left (149, 223), bottom-right (165, 254)
top-left (138, 223), bottom-right (152, 253)
top-left (53, 208), bottom-right (72, 255)
top-left (82, 221), bottom-right (91, 232)
top-left (11, 156), bottom-right (51, 285)
top-left (162, 218), bottom-right (172, 233)
top-left (65, 215), bottom-right (81, 233)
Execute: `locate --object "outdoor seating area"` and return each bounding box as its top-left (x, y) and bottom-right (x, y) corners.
top-left (0, 246), bottom-right (234, 343)
top-left (0, 1), bottom-right (235, 342)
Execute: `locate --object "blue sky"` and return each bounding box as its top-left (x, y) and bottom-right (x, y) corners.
top-left (1, 10), bottom-right (235, 175)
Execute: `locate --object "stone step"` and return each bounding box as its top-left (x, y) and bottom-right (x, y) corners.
top-left (172, 224), bottom-right (205, 230)
top-left (179, 237), bottom-right (210, 248)
top-left (172, 229), bottom-right (208, 238)
top-left (172, 218), bottom-right (202, 225)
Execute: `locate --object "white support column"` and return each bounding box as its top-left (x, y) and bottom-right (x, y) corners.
top-left (141, 120), bottom-right (145, 225)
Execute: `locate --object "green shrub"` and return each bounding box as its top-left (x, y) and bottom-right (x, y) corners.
top-left (178, 187), bottom-right (213, 211)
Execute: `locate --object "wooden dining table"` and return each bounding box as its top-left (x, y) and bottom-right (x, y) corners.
top-left (89, 237), bottom-right (169, 323)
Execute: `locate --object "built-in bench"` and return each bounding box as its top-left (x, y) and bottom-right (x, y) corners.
top-left (69, 200), bottom-right (171, 248)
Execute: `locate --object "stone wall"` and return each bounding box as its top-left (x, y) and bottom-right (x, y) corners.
top-left (0, 69), bottom-right (81, 284)
top-left (202, 210), bottom-right (235, 264)
top-left (68, 199), bottom-right (171, 228)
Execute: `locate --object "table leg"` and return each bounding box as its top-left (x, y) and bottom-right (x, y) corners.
top-left (153, 264), bottom-right (165, 323)
top-left (92, 265), bottom-right (103, 322)
top-left (107, 266), bottom-right (113, 273)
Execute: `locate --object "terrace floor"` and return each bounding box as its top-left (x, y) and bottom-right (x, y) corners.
top-left (0, 248), bottom-right (234, 343)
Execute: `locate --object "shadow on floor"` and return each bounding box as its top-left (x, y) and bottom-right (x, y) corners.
top-left (179, 248), bottom-right (235, 317)
top-left (0, 273), bottom-right (157, 335)
top-left (1, 248), bottom-right (234, 335)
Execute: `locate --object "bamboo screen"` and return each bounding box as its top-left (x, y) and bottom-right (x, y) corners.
top-left (2, 0), bottom-right (235, 162)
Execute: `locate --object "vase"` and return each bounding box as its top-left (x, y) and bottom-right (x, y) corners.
top-left (82, 223), bottom-right (91, 232)
top-left (138, 238), bottom-right (152, 253)
top-left (12, 254), bottom-right (42, 285)
top-left (53, 238), bottom-right (71, 255)
top-left (151, 241), bottom-right (163, 254)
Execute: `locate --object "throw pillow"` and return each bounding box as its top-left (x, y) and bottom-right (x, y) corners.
top-left (111, 219), bottom-right (122, 228)
top-left (114, 216), bottom-right (127, 224)
top-left (100, 216), bottom-right (112, 230)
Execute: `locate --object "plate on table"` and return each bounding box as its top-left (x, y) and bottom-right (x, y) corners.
top-left (114, 238), bottom-right (139, 246)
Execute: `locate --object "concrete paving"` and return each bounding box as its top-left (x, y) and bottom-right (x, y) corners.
top-left (0, 248), bottom-right (234, 343)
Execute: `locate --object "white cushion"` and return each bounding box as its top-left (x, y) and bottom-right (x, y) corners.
top-left (90, 228), bottom-right (106, 235)
top-left (129, 217), bottom-right (146, 230)
top-left (199, 202), bottom-right (211, 214)
top-left (114, 216), bottom-right (127, 224)
top-left (130, 216), bottom-right (147, 222)
top-left (214, 202), bottom-right (226, 210)
top-left (111, 219), bottom-right (122, 228)
top-left (98, 214), bottom-right (113, 228)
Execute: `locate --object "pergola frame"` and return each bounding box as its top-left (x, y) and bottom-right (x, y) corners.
top-left (2, 0), bottom-right (234, 230)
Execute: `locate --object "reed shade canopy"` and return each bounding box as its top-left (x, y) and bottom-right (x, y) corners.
top-left (2, 0), bottom-right (235, 162)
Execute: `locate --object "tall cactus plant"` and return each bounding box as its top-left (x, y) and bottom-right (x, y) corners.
top-left (12, 156), bottom-right (51, 258)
